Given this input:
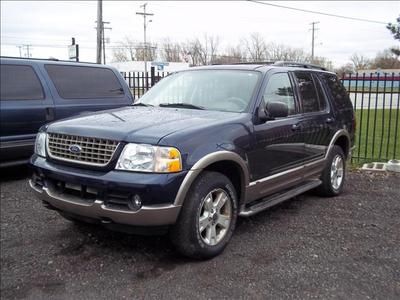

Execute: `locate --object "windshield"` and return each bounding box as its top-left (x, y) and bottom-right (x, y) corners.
top-left (138, 70), bottom-right (261, 112)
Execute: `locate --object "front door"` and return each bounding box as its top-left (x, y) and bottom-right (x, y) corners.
top-left (249, 72), bottom-right (307, 182)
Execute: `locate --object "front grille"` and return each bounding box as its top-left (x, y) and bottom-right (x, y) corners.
top-left (47, 133), bottom-right (119, 166)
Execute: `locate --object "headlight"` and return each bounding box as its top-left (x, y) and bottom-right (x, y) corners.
top-left (116, 143), bottom-right (182, 173)
top-left (34, 132), bottom-right (47, 157)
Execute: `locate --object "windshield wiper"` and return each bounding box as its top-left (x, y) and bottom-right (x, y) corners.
top-left (132, 102), bottom-right (154, 107)
top-left (159, 103), bottom-right (205, 110)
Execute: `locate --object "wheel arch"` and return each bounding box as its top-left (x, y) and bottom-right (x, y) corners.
top-left (174, 151), bottom-right (250, 206)
top-left (326, 129), bottom-right (351, 160)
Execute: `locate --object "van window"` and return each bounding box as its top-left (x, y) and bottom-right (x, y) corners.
top-left (45, 65), bottom-right (124, 99)
top-left (0, 64), bottom-right (44, 100)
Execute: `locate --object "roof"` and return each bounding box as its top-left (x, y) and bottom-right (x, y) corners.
top-left (0, 56), bottom-right (103, 68)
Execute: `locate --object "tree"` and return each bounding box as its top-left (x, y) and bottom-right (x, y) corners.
top-left (181, 39), bottom-right (202, 66)
top-left (312, 56), bottom-right (334, 70)
top-left (370, 49), bottom-right (400, 69)
top-left (334, 63), bottom-right (355, 75)
top-left (350, 53), bottom-right (370, 71)
top-left (387, 15), bottom-right (400, 40)
top-left (159, 38), bottom-right (182, 62)
top-left (111, 36), bottom-right (156, 62)
top-left (243, 33), bottom-right (267, 62)
top-left (212, 44), bottom-right (247, 64)
top-left (265, 43), bottom-right (310, 62)
top-left (196, 34), bottom-right (220, 65)
top-left (111, 48), bottom-right (129, 62)
top-left (387, 15), bottom-right (400, 56)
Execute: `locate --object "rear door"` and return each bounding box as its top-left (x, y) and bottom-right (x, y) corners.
top-left (291, 71), bottom-right (333, 162)
top-left (0, 62), bottom-right (54, 162)
top-left (42, 64), bottom-right (132, 120)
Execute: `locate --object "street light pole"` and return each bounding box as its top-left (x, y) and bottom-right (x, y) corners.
top-left (136, 3), bottom-right (154, 75)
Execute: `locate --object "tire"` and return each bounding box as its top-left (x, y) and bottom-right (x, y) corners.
top-left (170, 171), bottom-right (238, 259)
top-left (315, 145), bottom-right (346, 197)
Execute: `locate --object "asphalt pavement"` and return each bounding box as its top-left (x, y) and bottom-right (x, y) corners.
top-left (1, 166), bottom-right (399, 299)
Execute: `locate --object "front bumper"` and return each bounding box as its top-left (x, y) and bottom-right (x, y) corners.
top-left (30, 156), bottom-right (185, 226)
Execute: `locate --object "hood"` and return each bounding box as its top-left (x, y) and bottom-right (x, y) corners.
top-left (47, 106), bottom-right (246, 144)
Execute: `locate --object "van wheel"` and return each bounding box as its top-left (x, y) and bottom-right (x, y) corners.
top-left (316, 145), bottom-right (346, 197)
top-left (170, 171), bottom-right (238, 259)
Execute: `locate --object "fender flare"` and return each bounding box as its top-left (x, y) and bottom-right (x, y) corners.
top-left (325, 129), bottom-right (351, 159)
top-left (174, 151), bottom-right (250, 206)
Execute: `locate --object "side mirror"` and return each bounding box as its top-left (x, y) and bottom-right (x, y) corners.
top-left (266, 101), bottom-right (289, 119)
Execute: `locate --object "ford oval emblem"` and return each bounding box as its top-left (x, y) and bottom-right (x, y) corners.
top-left (69, 144), bottom-right (82, 154)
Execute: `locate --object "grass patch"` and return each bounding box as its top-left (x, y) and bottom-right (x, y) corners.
top-left (352, 109), bottom-right (400, 164)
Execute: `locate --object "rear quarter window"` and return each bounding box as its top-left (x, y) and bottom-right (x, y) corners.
top-left (45, 65), bottom-right (124, 99)
top-left (0, 64), bottom-right (44, 100)
top-left (319, 73), bottom-right (353, 110)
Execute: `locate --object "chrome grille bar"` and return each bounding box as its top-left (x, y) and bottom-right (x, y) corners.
top-left (47, 133), bottom-right (119, 167)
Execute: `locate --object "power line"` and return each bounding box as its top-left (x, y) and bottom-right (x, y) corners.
top-left (248, 0), bottom-right (388, 25)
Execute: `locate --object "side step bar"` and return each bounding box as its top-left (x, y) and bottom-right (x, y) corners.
top-left (239, 179), bottom-right (322, 217)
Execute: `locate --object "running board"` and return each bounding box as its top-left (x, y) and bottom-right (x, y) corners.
top-left (239, 179), bottom-right (322, 217)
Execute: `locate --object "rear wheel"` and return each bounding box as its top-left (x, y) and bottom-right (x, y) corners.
top-left (170, 171), bottom-right (238, 259)
top-left (316, 145), bottom-right (346, 196)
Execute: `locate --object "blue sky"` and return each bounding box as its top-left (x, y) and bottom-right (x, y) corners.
top-left (1, 1), bottom-right (398, 67)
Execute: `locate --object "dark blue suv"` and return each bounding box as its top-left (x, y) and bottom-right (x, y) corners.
top-left (0, 57), bottom-right (133, 167)
top-left (29, 62), bottom-right (355, 259)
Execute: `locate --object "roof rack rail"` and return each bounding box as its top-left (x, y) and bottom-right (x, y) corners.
top-left (211, 61), bottom-right (276, 66)
top-left (273, 61), bottom-right (327, 71)
top-left (230, 61), bottom-right (276, 65)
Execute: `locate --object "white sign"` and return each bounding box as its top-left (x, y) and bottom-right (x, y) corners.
top-left (68, 45), bottom-right (77, 59)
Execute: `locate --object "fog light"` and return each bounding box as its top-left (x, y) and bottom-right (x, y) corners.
top-left (128, 194), bottom-right (142, 211)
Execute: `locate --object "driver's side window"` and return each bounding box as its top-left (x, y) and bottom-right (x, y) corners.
top-left (263, 73), bottom-right (296, 115)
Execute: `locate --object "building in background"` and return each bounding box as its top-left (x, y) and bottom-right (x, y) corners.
top-left (109, 61), bottom-right (190, 73)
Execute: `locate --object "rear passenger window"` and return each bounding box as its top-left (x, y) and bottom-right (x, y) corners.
top-left (263, 73), bottom-right (296, 115)
top-left (313, 75), bottom-right (327, 111)
top-left (0, 64), bottom-right (44, 100)
top-left (45, 65), bottom-right (124, 99)
top-left (294, 72), bottom-right (325, 113)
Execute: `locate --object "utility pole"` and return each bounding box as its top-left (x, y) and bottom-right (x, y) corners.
top-left (23, 45), bottom-right (32, 58)
top-left (310, 21), bottom-right (319, 62)
top-left (96, 0), bottom-right (103, 64)
top-left (16, 46), bottom-right (23, 57)
top-left (136, 3), bottom-right (154, 75)
top-left (101, 21), bottom-right (112, 64)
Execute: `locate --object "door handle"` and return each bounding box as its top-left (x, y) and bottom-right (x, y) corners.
top-left (45, 107), bottom-right (55, 121)
top-left (326, 117), bottom-right (334, 124)
top-left (291, 123), bottom-right (301, 131)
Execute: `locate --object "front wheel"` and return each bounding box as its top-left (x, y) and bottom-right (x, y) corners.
top-left (316, 145), bottom-right (346, 197)
top-left (170, 171), bottom-right (238, 259)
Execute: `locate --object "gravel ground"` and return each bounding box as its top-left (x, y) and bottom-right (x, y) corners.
top-left (1, 166), bottom-right (399, 300)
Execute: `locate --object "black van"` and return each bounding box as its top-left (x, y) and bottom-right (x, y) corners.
top-left (0, 57), bottom-right (133, 167)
